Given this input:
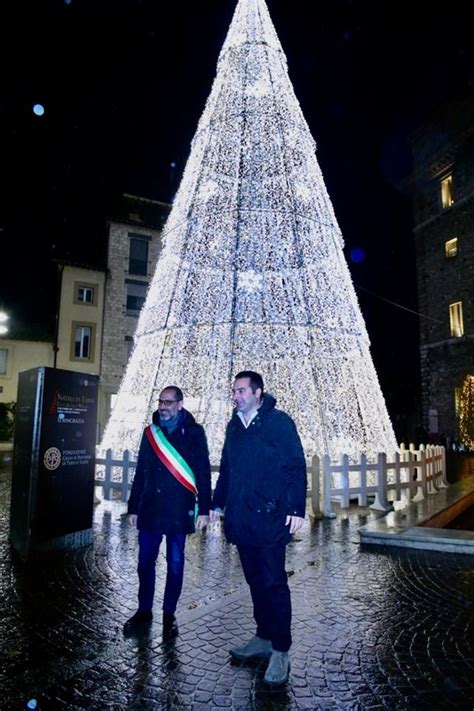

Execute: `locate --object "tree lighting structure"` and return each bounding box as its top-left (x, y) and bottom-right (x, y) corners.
top-left (100, 0), bottom-right (397, 463)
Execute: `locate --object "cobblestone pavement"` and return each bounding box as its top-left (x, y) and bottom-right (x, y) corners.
top-left (1, 458), bottom-right (474, 710)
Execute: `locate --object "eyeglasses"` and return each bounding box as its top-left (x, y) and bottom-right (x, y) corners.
top-left (158, 398), bottom-right (180, 406)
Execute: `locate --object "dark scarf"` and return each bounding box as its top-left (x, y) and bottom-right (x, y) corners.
top-left (159, 409), bottom-right (184, 434)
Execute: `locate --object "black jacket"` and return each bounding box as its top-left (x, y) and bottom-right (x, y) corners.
top-left (212, 394), bottom-right (307, 546)
top-left (128, 409), bottom-right (211, 534)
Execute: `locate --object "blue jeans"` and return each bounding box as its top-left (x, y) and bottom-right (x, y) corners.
top-left (137, 531), bottom-right (186, 614)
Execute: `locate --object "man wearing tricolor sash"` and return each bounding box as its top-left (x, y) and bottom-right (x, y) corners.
top-left (124, 386), bottom-right (211, 636)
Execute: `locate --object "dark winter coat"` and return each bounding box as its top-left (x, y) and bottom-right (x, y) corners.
top-left (212, 394), bottom-right (307, 546)
top-left (127, 409), bottom-right (211, 535)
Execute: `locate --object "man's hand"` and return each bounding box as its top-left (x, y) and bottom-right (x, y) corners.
top-left (209, 509), bottom-right (222, 523)
top-left (128, 514), bottom-right (138, 527)
top-left (195, 515), bottom-right (209, 530)
top-left (285, 515), bottom-right (305, 534)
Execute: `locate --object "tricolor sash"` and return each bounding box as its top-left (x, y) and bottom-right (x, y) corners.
top-left (145, 423), bottom-right (198, 496)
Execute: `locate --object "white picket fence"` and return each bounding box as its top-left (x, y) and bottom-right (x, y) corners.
top-left (310, 444), bottom-right (447, 518)
top-left (94, 450), bottom-right (316, 504)
top-left (95, 444), bottom-right (447, 518)
top-left (95, 450), bottom-right (226, 503)
top-left (95, 449), bottom-right (137, 502)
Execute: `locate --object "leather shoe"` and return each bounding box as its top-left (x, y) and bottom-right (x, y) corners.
top-left (162, 612), bottom-right (178, 639)
top-left (123, 610), bottom-right (152, 633)
top-left (264, 651), bottom-right (290, 686)
top-left (230, 635), bottom-right (272, 660)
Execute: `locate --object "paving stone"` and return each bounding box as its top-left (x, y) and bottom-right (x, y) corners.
top-left (1, 461), bottom-right (474, 710)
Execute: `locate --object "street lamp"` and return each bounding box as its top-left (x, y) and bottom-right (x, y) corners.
top-left (0, 310), bottom-right (9, 335)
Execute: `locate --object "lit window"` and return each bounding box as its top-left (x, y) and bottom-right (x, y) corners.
top-left (0, 348), bottom-right (7, 375)
top-left (445, 238), bottom-right (458, 258)
top-left (74, 326), bottom-right (92, 358)
top-left (449, 301), bottom-right (464, 338)
top-left (440, 174), bottom-right (454, 209)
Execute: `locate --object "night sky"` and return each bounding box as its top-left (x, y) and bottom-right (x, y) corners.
top-left (0, 0), bottom-right (473, 437)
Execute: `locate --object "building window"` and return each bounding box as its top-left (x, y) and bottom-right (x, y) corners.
top-left (78, 286), bottom-right (94, 303)
top-left (445, 238), bottom-right (458, 258)
top-left (126, 282), bottom-right (148, 315)
top-left (124, 336), bottom-right (134, 362)
top-left (440, 174), bottom-right (454, 209)
top-left (74, 281), bottom-right (99, 306)
top-left (129, 236), bottom-right (149, 276)
top-left (449, 301), bottom-right (464, 338)
top-left (0, 348), bottom-right (7, 375)
top-left (428, 408), bottom-right (438, 435)
top-left (74, 326), bottom-right (92, 358)
top-left (71, 322), bottom-right (95, 361)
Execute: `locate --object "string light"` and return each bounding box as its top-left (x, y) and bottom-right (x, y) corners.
top-left (99, 0), bottom-right (397, 463)
top-left (459, 376), bottom-right (474, 449)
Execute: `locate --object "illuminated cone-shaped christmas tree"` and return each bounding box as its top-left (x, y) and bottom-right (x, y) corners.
top-left (100, 0), bottom-right (397, 462)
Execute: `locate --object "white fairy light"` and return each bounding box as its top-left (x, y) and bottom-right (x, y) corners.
top-left (246, 78), bottom-right (270, 98)
top-left (295, 183), bottom-right (312, 202)
top-left (99, 0), bottom-right (397, 464)
top-left (199, 179), bottom-right (219, 202)
top-left (238, 270), bottom-right (263, 293)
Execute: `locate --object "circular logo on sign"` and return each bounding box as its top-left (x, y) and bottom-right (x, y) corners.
top-left (43, 447), bottom-right (62, 471)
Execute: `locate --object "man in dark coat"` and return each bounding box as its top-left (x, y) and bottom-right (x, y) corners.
top-left (124, 385), bottom-right (211, 635)
top-left (211, 371), bottom-right (306, 686)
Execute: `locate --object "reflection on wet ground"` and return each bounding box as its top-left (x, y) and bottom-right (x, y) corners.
top-left (1, 455), bottom-right (473, 709)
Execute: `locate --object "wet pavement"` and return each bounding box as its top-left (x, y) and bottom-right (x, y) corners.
top-left (1, 456), bottom-right (474, 710)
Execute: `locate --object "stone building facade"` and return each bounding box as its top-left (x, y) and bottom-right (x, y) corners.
top-left (98, 194), bottom-right (170, 436)
top-left (411, 90), bottom-right (474, 446)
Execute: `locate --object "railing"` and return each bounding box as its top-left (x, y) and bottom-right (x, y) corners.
top-left (95, 444), bottom-right (447, 518)
top-left (95, 449), bottom-right (137, 502)
top-left (94, 450), bottom-right (316, 503)
top-left (95, 451), bottom-right (234, 502)
top-left (311, 444), bottom-right (447, 518)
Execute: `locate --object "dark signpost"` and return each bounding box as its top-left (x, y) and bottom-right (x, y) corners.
top-left (10, 367), bottom-right (99, 559)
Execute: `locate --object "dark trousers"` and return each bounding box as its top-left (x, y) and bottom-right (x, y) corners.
top-left (137, 530), bottom-right (186, 614)
top-left (237, 543), bottom-right (292, 652)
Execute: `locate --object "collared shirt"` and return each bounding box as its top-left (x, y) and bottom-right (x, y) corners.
top-left (237, 408), bottom-right (259, 429)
